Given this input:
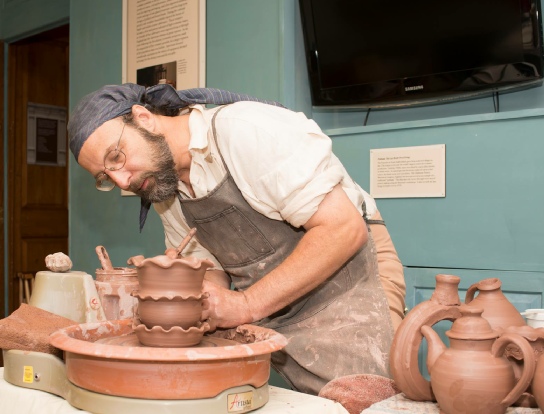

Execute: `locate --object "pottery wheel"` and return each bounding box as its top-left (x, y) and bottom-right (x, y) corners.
top-left (50, 320), bottom-right (288, 400)
top-left (96, 333), bottom-right (238, 348)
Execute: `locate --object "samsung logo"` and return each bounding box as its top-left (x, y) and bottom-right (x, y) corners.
top-left (405, 85), bottom-right (424, 92)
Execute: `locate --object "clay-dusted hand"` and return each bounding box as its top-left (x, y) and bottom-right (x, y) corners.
top-left (201, 280), bottom-right (253, 330)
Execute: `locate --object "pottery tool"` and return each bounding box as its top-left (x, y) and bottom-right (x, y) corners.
top-left (175, 227), bottom-right (197, 258)
top-left (95, 245), bottom-right (114, 270)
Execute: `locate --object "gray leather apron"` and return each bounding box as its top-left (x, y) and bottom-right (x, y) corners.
top-left (177, 107), bottom-right (394, 395)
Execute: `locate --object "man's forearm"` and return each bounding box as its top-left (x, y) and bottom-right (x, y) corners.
top-left (243, 185), bottom-right (367, 321)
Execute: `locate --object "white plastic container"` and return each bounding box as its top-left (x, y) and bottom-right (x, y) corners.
top-left (521, 309), bottom-right (544, 328)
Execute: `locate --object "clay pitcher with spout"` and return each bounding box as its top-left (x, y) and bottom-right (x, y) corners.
top-left (533, 353), bottom-right (544, 411)
top-left (465, 278), bottom-right (525, 331)
top-left (390, 274), bottom-right (463, 401)
top-left (421, 306), bottom-right (536, 414)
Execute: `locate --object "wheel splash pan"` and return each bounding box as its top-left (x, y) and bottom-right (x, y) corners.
top-left (50, 319), bottom-right (287, 400)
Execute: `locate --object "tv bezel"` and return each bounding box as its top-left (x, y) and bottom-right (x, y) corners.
top-left (299, 0), bottom-right (544, 109)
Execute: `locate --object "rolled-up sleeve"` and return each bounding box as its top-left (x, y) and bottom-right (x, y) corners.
top-left (216, 104), bottom-right (345, 228)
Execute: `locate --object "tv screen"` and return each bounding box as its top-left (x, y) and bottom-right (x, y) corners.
top-left (299, 0), bottom-right (544, 108)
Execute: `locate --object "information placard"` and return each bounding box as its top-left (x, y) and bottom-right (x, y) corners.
top-left (370, 144), bottom-right (446, 198)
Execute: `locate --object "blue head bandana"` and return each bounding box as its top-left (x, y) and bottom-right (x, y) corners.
top-left (67, 83), bottom-right (285, 231)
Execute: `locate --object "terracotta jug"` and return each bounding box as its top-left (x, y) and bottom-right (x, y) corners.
top-left (390, 274), bottom-right (463, 402)
top-left (533, 354), bottom-right (544, 411)
top-left (421, 306), bottom-right (536, 414)
top-left (465, 278), bottom-right (526, 331)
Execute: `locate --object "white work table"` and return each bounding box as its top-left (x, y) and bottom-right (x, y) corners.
top-left (362, 393), bottom-right (542, 414)
top-left (0, 368), bottom-right (349, 414)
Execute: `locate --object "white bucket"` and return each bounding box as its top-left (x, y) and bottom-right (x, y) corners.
top-left (521, 309), bottom-right (544, 328)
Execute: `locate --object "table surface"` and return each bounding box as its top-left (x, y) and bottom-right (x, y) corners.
top-left (363, 393), bottom-right (542, 414)
top-left (0, 367), bottom-right (349, 414)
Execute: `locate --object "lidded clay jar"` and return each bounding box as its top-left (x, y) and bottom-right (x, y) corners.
top-left (422, 306), bottom-right (536, 414)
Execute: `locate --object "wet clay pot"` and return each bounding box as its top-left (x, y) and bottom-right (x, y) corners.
top-left (128, 254), bottom-right (215, 296)
top-left (127, 254), bottom-right (215, 347)
top-left (422, 306), bottom-right (536, 414)
top-left (134, 291), bottom-right (207, 330)
top-left (133, 319), bottom-right (211, 347)
top-left (390, 274), bottom-right (463, 401)
top-left (465, 278), bottom-right (526, 331)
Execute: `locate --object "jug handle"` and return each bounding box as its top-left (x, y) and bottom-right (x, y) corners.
top-left (390, 304), bottom-right (462, 401)
top-left (491, 332), bottom-right (536, 407)
top-left (464, 282), bottom-right (479, 304)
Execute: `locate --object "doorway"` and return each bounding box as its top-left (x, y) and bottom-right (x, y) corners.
top-left (6, 25), bottom-right (69, 315)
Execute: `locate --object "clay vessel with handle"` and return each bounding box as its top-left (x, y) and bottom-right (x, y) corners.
top-left (422, 306), bottom-right (536, 414)
top-left (464, 277), bottom-right (525, 331)
top-left (501, 325), bottom-right (544, 408)
top-left (533, 353), bottom-right (544, 411)
top-left (390, 274), bottom-right (463, 401)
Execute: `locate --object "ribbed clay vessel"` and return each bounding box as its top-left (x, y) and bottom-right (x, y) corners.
top-left (127, 254), bottom-right (215, 296)
top-left (133, 291), bottom-right (208, 330)
top-left (127, 254), bottom-right (215, 347)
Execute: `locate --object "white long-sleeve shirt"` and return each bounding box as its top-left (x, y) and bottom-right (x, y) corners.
top-left (154, 102), bottom-right (377, 268)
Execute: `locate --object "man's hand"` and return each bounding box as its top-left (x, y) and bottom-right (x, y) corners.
top-left (201, 280), bottom-right (253, 330)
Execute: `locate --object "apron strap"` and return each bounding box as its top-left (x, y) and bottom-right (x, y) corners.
top-left (210, 105), bottom-right (230, 171)
top-left (362, 199), bottom-right (385, 226)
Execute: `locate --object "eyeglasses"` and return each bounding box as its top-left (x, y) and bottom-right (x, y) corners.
top-left (95, 123), bottom-right (127, 191)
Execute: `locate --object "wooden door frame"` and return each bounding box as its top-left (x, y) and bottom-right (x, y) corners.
top-left (0, 40), bottom-right (4, 320)
top-left (7, 40), bottom-right (18, 315)
top-left (6, 27), bottom-right (69, 315)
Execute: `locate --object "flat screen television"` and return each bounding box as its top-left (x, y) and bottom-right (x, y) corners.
top-left (299, 0), bottom-right (544, 108)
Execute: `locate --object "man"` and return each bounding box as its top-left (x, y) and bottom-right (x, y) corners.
top-left (68, 83), bottom-right (405, 395)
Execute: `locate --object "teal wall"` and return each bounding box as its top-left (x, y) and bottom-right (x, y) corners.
top-left (1, 0), bottom-right (544, 299)
top-left (0, 0), bottom-right (69, 41)
top-left (69, 1), bottom-right (165, 273)
top-left (331, 111), bottom-right (544, 272)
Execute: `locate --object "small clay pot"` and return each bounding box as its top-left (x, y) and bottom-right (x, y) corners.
top-left (134, 292), bottom-right (207, 330)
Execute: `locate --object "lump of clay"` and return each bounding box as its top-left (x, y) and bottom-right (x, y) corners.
top-left (45, 252), bottom-right (73, 272)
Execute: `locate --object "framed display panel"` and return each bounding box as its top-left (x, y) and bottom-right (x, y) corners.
top-left (122, 0), bottom-right (206, 89)
top-left (26, 103), bottom-right (67, 167)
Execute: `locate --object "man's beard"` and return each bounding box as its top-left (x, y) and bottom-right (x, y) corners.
top-left (128, 126), bottom-right (179, 203)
